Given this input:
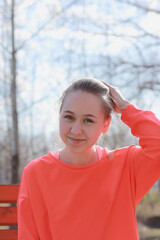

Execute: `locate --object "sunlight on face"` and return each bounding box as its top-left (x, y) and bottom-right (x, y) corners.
top-left (59, 90), bottom-right (109, 153)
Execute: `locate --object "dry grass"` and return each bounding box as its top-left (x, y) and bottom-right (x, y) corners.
top-left (136, 189), bottom-right (160, 239)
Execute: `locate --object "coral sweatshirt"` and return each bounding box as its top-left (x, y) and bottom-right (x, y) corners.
top-left (17, 104), bottom-right (160, 240)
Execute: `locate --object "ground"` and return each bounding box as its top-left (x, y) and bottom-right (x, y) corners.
top-left (136, 189), bottom-right (160, 240)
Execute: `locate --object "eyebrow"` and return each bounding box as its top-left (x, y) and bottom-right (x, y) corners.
top-left (63, 111), bottom-right (97, 118)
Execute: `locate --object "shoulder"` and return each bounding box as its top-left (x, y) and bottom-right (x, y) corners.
top-left (107, 145), bottom-right (141, 161)
top-left (96, 145), bottom-right (137, 161)
top-left (24, 153), bottom-right (54, 173)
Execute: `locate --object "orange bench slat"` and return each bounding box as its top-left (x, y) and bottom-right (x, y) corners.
top-left (0, 185), bottom-right (19, 203)
top-left (0, 229), bottom-right (18, 240)
top-left (0, 207), bottom-right (17, 225)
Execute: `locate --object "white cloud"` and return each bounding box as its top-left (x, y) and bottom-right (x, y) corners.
top-left (67, 3), bottom-right (113, 25)
top-left (140, 12), bottom-right (160, 36)
top-left (16, 0), bottom-right (61, 39)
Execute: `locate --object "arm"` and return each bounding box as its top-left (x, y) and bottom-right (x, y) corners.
top-left (121, 104), bottom-right (160, 205)
top-left (17, 169), bottom-right (39, 240)
top-left (103, 82), bottom-right (160, 204)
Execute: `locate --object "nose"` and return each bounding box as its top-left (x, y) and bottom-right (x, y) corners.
top-left (71, 121), bottom-right (82, 135)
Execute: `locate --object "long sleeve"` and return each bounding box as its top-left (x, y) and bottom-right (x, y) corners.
top-left (121, 104), bottom-right (160, 205)
top-left (17, 168), bottom-right (39, 240)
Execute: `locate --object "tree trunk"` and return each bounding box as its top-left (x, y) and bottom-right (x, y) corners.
top-left (11, 0), bottom-right (19, 184)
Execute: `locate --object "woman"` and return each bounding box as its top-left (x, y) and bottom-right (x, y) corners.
top-left (18, 77), bottom-right (160, 240)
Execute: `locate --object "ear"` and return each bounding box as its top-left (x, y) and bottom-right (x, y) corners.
top-left (102, 116), bottom-right (111, 134)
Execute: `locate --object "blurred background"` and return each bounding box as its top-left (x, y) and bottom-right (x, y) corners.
top-left (0, 0), bottom-right (160, 238)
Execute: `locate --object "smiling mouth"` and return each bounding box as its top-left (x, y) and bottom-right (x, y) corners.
top-left (67, 137), bottom-right (86, 144)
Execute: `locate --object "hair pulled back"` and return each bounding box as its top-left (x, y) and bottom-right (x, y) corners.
top-left (59, 77), bottom-right (114, 119)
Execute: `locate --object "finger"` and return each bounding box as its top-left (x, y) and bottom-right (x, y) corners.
top-left (102, 82), bottom-right (121, 98)
top-left (102, 82), bottom-right (121, 95)
top-left (102, 81), bottom-right (114, 89)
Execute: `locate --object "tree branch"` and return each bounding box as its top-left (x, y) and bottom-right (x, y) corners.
top-left (15, 0), bottom-right (79, 52)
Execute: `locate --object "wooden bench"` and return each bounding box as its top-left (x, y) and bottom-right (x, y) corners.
top-left (0, 185), bottom-right (19, 240)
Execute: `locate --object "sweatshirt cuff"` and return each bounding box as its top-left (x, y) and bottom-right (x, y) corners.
top-left (121, 104), bottom-right (140, 123)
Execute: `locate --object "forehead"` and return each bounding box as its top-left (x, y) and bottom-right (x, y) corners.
top-left (61, 90), bottom-right (103, 115)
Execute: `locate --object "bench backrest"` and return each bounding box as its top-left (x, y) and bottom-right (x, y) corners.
top-left (0, 185), bottom-right (19, 240)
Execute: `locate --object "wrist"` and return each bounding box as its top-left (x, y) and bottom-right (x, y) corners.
top-left (119, 101), bottom-right (130, 113)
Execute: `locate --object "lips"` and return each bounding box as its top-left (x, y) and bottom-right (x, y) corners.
top-left (67, 137), bottom-right (86, 145)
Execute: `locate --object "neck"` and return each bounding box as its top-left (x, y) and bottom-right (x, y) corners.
top-left (59, 146), bottom-right (98, 166)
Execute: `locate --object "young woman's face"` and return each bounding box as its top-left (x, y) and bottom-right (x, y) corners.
top-left (59, 90), bottom-right (110, 154)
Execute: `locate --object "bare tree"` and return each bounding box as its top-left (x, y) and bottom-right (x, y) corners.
top-left (0, 0), bottom-right (79, 183)
top-left (10, 0), bottom-right (19, 183)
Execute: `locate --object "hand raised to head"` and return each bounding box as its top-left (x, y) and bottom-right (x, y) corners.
top-left (102, 82), bottom-right (130, 114)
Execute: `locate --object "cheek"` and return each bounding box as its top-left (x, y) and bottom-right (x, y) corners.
top-left (87, 127), bottom-right (102, 139)
top-left (59, 120), bottom-right (70, 135)
top-left (93, 130), bottom-right (102, 139)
